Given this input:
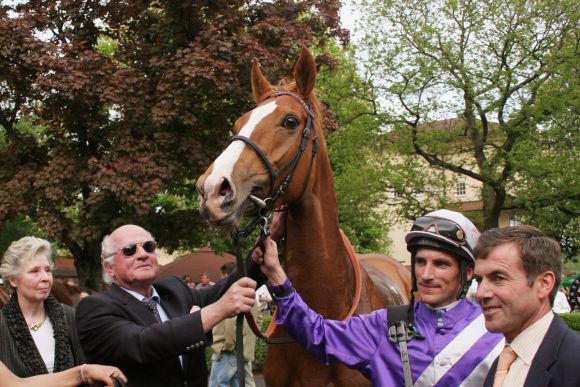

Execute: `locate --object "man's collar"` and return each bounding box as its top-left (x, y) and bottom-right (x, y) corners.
top-left (119, 285), bottom-right (160, 302)
top-left (424, 299), bottom-right (461, 312)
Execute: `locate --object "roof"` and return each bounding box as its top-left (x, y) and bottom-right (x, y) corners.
top-left (157, 247), bottom-right (235, 283)
top-left (53, 258), bottom-right (77, 278)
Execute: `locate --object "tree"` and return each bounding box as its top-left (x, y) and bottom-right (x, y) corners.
top-left (0, 215), bottom-right (45, 259)
top-left (316, 43), bottom-right (392, 252)
top-left (357, 0), bottom-right (578, 230)
top-left (0, 1), bottom-right (347, 288)
top-left (509, 47), bottom-right (580, 258)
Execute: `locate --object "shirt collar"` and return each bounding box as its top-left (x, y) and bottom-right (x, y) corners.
top-left (424, 299), bottom-right (461, 312)
top-left (509, 312), bottom-right (553, 365)
top-left (120, 285), bottom-right (160, 303)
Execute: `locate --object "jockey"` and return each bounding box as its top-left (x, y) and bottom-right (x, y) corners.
top-left (254, 209), bottom-right (504, 387)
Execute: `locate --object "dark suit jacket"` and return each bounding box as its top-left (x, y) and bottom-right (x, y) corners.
top-left (484, 314), bottom-right (580, 387)
top-left (76, 273), bottom-right (244, 387)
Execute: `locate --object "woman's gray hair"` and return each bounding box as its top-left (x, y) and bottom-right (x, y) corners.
top-left (100, 229), bottom-right (155, 284)
top-left (0, 236), bottom-right (53, 292)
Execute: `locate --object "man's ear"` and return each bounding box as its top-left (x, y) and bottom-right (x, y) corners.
top-left (535, 271), bottom-right (556, 301)
top-left (466, 265), bottom-right (475, 281)
top-left (103, 260), bottom-right (115, 278)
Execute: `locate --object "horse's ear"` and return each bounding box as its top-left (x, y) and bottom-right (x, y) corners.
top-left (251, 58), bottom-right (273, 103)
top-left (294, 47), bottom-right (316, 98)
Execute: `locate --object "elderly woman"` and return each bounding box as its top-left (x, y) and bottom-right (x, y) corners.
top-left (0, 236), bottom-right (84, 377)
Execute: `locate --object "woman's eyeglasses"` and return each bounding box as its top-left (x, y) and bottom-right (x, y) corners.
top-left (111, 241), bottom-right (157, 258)
top-left (411, 216), bottom-right (468, 249)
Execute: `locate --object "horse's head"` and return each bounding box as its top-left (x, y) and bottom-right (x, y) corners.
top-left (196, 48), bottom-right (321, 228)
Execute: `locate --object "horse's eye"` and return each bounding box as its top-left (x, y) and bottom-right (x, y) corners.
top-left (282, 115), bottom-right (299, 129)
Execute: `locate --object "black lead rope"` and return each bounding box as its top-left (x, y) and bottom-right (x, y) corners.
top-left (231, 229), bottom-right (247, 386)
top-left (231, 213), bottom-right (269, 386)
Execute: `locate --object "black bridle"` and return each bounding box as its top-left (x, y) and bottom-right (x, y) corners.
top-left (230, 91), bottom-right (318, 209)
top-left (230, 91), bottom-right (318, 385)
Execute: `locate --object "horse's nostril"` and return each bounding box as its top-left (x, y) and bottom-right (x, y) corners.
top-left (219, 178), bottom-right (231, 197)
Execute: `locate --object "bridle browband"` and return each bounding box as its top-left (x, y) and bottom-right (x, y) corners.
top-left (230, 91), bottom-right (318, 208)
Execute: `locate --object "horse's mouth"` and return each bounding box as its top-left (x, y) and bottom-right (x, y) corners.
top-left (204, 210), bottom-right (242, 230)
top-left (200, 198), bottom-right (250, 229)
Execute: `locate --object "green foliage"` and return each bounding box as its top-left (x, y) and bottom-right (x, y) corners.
top-left (564, 261), bottom-right (580, 273)
top-left (559, 313), bottom-right (580, 333)
top-left (316, 43), bottom-right (392, 252)
top-left (508, 41), bottom-right (580, 259)
top-left (0, 215), bottom-right (44, 257)
top-left (0, 1), bottom-right (346, 287)
top-left (356, 0), bottom-right (579, 232)
top-left (253, 315), bottom-right (273, 371)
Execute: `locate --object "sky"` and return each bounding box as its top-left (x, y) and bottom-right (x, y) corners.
top-left (339, 0), bottom-right (362, 43)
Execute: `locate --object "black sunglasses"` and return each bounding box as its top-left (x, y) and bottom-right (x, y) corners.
top-left (113, 240), bottom-right (157, 257)
top-left (411, 216), bottom-right (468, 248)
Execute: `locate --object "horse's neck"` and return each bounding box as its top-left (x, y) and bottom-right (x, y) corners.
top-left (285, 152), bottom-right (356, 318)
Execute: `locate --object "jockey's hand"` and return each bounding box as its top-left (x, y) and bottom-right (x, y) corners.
top-left (252, 209), bottom-right (287, 260)
top-left (253, 237), bottom-right (287, 286)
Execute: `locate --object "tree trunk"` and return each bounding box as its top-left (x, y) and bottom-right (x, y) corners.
top-left (71, 241), bottom-right (104, 291)
top-left (481, 183), bottom-right (505, 231)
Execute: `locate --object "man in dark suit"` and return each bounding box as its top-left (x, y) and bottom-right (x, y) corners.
top-left (76, 224), bottom-right (258, 387)
top-left (474, 225), bottom-right (580, 387)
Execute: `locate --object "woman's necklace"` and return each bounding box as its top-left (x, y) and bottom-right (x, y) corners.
top-left (27, 314), bottom-right (47, 331)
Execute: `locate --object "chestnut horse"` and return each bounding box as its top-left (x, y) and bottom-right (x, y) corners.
top-left (196, 48), bottom-right (411, 386)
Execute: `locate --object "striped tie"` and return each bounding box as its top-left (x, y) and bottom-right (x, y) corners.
top-left (142, 297), bottom-right (162, 323)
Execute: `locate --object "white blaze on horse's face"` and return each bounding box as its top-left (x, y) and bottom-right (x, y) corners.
top-left (202, 100), bottom-right (278, 210)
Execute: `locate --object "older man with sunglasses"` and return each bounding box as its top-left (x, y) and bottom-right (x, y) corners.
top-left (76, 225), bottom-right (258, 387)
top-left (254, 209), bottom-right (504, 386)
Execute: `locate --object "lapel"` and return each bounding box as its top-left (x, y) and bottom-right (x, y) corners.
top-left (155, 283), bottom-right (181, 319)
top-left (109, 283), bottom-right (159, 325)
top-left (523, 315), bottom-right (566, 387)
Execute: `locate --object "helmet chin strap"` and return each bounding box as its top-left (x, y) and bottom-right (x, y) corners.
top-left (457, 260), bottom-right (474, 300)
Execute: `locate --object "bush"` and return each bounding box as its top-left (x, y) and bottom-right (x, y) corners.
top-left (253, 315), bottom-right (273, 371)
top-left (559, 313), bottom-right (580, 333)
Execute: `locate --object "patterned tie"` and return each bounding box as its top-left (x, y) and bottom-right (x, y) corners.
top-left (142, 297), bottom-right (162, 323)
top-left (493, 345), bottom-right (517, 387)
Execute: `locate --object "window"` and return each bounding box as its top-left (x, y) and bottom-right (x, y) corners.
top-left (509, 214), bottom-right (518, 226)
top-left (456, 181), bottom-right (466, 196)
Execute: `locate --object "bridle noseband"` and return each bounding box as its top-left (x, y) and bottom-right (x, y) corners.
top-left (230, 91), bottom-right (318, 208)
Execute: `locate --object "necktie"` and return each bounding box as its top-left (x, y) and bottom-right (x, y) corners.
top-left (142, 297), bottom-right (162, 323)
top-left (493, 345), bottom-right (517, 387)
